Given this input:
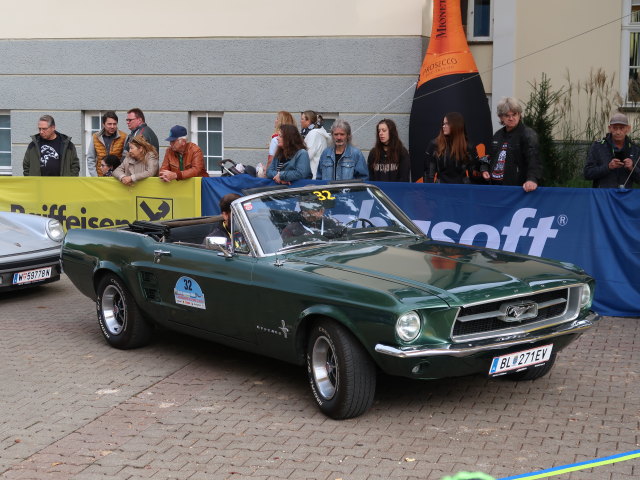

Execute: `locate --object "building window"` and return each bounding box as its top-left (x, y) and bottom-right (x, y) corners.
top-left (465, 0), bottom-right (492, 41)
top-left (190, 113), bottom-right (223, 173)
top-left (624, 0), bottom-right (640, 102)
top-left (0, 112), bottom-right (10, 174)
top-left (321, 115), bottom-right (337, 133)
top-left (84, 111), bottom-right (103, 171)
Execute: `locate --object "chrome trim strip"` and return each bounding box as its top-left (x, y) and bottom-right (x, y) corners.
top-left (375, 312), bottom-right (599, 358)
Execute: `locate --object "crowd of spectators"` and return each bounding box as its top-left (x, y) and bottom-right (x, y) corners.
top-left (22, 101), bottom-right (640, 189)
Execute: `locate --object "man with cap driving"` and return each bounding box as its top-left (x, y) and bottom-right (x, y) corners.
top-left (159, 125), bottom-right (209, 182)
top-left (281, 195), bottom-right (342, 241)
top-left (584, 112), bottom-right (640, 188)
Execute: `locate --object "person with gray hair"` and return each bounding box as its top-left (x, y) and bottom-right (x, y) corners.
top-left (159, 125), bottom-right (208, 182)
top-left (316, 119), bottom-right (368, 181)
top-left (584, 112), bottom-right (640, 188)
top-left (23, 114), bottom-right (80, 176)
top-left (481, 97), bottom-right (541, 192)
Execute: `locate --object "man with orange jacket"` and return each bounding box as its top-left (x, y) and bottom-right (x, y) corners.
top-left (159, 125), bottom-right (209, 181)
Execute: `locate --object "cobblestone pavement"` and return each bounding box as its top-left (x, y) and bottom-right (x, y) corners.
top-left (0, 276), bottom-right (638, 480)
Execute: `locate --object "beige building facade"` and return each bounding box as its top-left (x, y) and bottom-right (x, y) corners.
top-left (0, 0), bottom-right (635, 176)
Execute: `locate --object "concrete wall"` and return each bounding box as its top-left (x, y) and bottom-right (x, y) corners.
top-left (3, 37), bottom-right (422, 175)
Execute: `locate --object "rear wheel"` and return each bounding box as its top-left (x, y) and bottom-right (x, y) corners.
top-left (505, 353), bottom-right (557, 381)
top-left (306, 319), bottom-right (376, 419)
top-left (96, 274), bottom-right (153, 349)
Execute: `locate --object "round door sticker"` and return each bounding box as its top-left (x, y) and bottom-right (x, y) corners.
top-left (174, 276), bottom-right (206, 309)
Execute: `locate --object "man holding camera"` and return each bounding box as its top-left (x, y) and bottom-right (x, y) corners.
top-left (584, 113), bottom-right (640, 188)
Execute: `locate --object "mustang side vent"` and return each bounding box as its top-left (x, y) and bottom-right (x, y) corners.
top-left (139, 271), bottom-right (161, 302)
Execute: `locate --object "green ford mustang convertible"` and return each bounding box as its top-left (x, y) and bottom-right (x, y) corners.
top-left (62, 183), bottom-right (599, 419)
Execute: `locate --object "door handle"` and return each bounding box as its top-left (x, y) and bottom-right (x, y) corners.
top-left (153, 249), bottom-right (171, 263)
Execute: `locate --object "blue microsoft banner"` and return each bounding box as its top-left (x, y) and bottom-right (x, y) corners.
top-left (202, 177), bottom-right (640, 317)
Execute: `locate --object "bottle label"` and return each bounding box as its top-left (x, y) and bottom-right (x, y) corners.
top-left (491, 143), bottom-right (508, 181)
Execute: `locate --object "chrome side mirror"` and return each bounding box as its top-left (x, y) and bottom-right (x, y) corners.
top-left (204, 236), bottom-right (233, 257)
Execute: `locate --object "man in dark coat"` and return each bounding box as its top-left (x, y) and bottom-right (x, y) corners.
top-left (23, 115), bottom-right (80, 176)
top-left (481, 97), bottom-right (541, 192)
top-left (584, 112), bottom-right (640, 188)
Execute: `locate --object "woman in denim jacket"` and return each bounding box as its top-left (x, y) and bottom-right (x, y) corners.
top-left (267, 124), bottom-right (312, 184)
top-left (316, 119), bottom-right (369, 181)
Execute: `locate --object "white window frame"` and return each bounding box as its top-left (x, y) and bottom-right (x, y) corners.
top-left (190, 112), bottom-right (223, 175)
top-left (0, 111), bottom-right (11, 175)
top-left (84, 111), bottom-right (104, 173)
top-left (466, 0), bottom-right (493, 42)
top-left (621, 0), bottom-right (640, 104)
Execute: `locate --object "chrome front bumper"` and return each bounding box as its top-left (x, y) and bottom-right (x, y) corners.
top-left (374, 312), bottom-right (600, 359)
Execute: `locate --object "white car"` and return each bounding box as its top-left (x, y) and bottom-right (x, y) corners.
top-left (0, 212), bottom-right (65, 290)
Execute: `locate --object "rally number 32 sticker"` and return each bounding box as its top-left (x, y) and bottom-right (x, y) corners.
top-left (174, 276), bottom-right (206, 309)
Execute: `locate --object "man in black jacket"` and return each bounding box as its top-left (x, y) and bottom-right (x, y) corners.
top-left (23, 115), bottom-right (80, 176)
top-left (584, 113), bottom-right (640, 188)
top-left (481, 97), bottom-right (541, 192)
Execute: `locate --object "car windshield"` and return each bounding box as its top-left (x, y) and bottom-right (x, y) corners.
top-left (239, 185), bottom-right (422, 255)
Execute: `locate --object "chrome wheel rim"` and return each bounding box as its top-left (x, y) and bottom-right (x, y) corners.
top-left (101, 284), bottom-right (125, 335)
top-left (311, 335), bottom-right (337, 400)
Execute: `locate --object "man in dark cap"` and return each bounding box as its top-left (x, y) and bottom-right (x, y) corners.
top-left (159, 125), bottom-right (209, 182)
top-left (584, 112), bottom-right (640, 188)
top-left (281, 195), bottom-right (341, 241)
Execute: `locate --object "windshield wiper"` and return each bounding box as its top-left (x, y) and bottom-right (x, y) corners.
top-left (277, 240), bottom-right (331, 253)
top-left (349, 228), bottom-right (420, 237)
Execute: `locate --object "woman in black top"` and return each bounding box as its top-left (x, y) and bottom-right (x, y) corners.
top-left (367, 119), bottom-right (410, 182)
top-left (425, 112), bottom-right (480, 184)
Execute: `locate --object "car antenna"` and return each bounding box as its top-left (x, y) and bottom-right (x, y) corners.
top-left (274, 251), bottom-right (284, 267)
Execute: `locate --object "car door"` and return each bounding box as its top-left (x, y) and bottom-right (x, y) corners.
top-left (140, 242), bottom-right (256, 342)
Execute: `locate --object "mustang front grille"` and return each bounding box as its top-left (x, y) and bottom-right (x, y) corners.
top-left (452, 287), bottom-right (579, 341)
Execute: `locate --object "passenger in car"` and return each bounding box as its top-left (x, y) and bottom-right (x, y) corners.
top-left (204, 193), bottom-right (242, 248)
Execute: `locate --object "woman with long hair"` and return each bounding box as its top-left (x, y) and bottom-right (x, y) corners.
top-left (112, 135), bottom-right (159, 185)
top-left (301, 110), bottom-right (330, 178)
top-left (266, 124), bottom-right (312, 184)
top-left (267, 111), bottom-right (297, 168)
top-left (424, 112), bottom-right (480, 184)
top-left (367, 118), bottom-right (410, 182)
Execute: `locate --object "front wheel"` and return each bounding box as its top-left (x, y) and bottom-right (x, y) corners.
top-left (306, 319), bottom-right (376, 419)
top-left (96, 274), bottom-right (153, 349)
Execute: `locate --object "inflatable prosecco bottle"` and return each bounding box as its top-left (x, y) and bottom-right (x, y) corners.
top-left (409, 0), bottom-right (493, 182)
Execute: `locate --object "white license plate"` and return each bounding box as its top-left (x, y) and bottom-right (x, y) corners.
top-left (489, 344), bottom-right (553, 375)
top-left (13, 267), bottom-right (52, 285)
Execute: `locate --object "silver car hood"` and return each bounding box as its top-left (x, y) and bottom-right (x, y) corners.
top-left (0, 212), bottom-right (60, 257)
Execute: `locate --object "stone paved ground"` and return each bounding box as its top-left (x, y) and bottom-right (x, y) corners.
top-left (0, 276), bottom-right (638, 480)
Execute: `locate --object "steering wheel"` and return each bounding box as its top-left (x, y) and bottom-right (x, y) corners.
top-left (345, 217), bottom-right (375, 229)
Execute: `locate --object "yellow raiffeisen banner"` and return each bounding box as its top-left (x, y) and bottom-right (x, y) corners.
top-left (0, 177), bottom-right (202, 230)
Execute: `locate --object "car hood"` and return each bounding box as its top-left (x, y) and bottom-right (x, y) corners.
top-left (287, 239), bottom-right (587, 307)
top-left (0, 213), bottom-right (57, 256)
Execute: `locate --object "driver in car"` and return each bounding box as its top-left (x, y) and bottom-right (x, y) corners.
top-left (281, 197), bottom-right (342, 241)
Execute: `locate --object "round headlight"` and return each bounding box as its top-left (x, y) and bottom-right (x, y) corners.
top-left (580, 283), bottom-right (591, 308)
top-left (46, 219), bottom-right (65, 242)
top-left (396, 311), bottom-right (421, 342)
